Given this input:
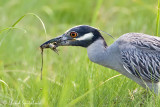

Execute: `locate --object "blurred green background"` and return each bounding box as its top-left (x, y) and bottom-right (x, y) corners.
top-left (0, 0), bottom-right (160, 106)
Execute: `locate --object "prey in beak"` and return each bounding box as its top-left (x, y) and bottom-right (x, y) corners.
top-left (39, 25), bottom-right (102, 80)
top-left (40, 25), bottom-right (99, 52)
top-left (40, 42), bottom-right (59, 54)
top-left (40, 36), bottom-right (64, 54)
top-left (40, 31), bottom-right (78, 53)
top-left (39, 36), bottom-right (64, 80)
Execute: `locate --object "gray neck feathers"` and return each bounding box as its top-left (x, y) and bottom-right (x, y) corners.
top-left (87, 38), bottom-right (121, 70)
top-left (87, 38), bottom-right (108, 66)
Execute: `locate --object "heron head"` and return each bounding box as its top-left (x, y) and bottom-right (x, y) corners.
top-left (40, 25), bottom-right (106, 49)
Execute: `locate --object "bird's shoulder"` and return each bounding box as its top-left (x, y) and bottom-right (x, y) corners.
top-left (116, 33), bottom-right (160, 52)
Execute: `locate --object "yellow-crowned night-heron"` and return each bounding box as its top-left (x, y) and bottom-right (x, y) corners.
top-left (41, 25), bottom-right (160, 94)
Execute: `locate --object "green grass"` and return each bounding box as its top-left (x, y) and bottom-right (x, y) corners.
top-left (0, 0), bottom-right (160, 106)
top-left (156, 0), bottom-right (160, 36)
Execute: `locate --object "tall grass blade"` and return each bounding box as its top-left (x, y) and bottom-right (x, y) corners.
top-left (0, 13), bottom-right (47, 47)
top-left (41, 68), bottom-right (49, 107)
top-left (0, 79), bottom-right (9, 87)
top-left (11, 15), bottom-right (26, 27)
top-left (27, 13), bottom-right (47, 36)
top-left (11, 13), bottom-right (47, 35)
top-left (67, 74), bottom-right (122, 106)
top-left (91, 0), bottom-right (104, 25)
top-left (0, 27), bottom-right (27, 34)
top-left (156, 0), bottom-right (160, 36)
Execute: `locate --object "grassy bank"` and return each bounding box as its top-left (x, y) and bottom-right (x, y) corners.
top-left (0, 0), bottom-right (160, 106)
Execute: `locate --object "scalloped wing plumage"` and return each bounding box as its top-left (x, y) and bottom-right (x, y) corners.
top-left (118, 33), bottom-right (160, 83)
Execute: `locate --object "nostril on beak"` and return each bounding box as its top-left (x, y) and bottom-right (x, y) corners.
top-left (53, 42), bottom-right (57, 45)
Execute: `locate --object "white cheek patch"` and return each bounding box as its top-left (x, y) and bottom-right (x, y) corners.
top-left (76, 33), bottom-right (94, 41)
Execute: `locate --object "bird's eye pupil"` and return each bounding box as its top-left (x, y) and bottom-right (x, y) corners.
top-left (70, 32), bottom-right (77, 37)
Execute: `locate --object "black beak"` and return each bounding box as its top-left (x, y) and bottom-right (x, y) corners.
top-left (40, 36), bottom-right (62, 49)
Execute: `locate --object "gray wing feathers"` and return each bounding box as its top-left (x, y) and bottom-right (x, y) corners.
top-left (131, 38), bottom-right (160, 51)
top-left (119, 33), bottom-right (160, 82)
top-left (128, 33), bottom-right (160, 51)
top-left (121, 49), bottom-right (160, 82)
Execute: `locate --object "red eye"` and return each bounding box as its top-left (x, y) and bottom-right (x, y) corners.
top-left (70, 32), bottom-right (78, 38)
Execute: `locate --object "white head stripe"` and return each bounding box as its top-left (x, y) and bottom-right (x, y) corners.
top-left (76, 33), bottom-right (94, 41)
